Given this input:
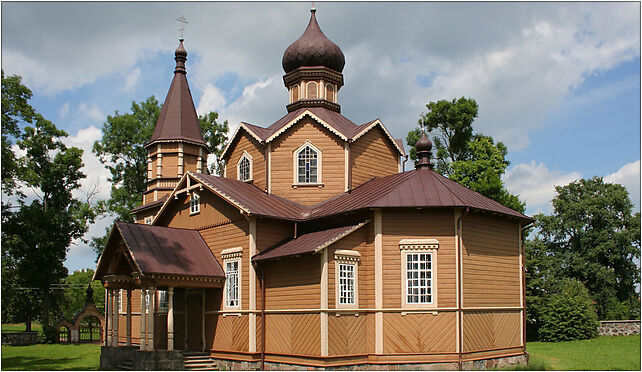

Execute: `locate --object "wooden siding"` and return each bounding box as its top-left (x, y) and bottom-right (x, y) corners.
top-left (383, 312), bottom-right (457, 353)
top-left (265, 313), bottom-right (320, 356)
top-left (225, 131), bottom-right (266, 191)
top-left (134, 208), bottom-right (158, 225)
top-left (461, 213), bottom-right (520, 307)
top-left (256, 218), bottom-right (293, 253)
top-left (157, 190), bottom-right (243, 230)
top-left (200, 221), bottom-right (249, 309)
top-left (462, 310), bottom-right (521, 352)
top-left (264, 255), bottom-right (320, 310)
top-left (209, 314), bottom-right (249, 352)
top-left (327, 314), bottom-right (368, 356)
top-left (270, 118), bottom-right (346, 206)
top-left (381, 209), bottom-right (456, 308)
top-left (350, 126), bottom-right (399, 189)
top-left (327, 227), bottom-right (373, 309)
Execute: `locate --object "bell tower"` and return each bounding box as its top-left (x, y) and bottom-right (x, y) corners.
top-left (143, 39), bottom-right (210, 204)
top-left (281, 8), bottom-right (345, 113)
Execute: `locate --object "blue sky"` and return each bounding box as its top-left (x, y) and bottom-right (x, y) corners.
top-left (1, 2), bottom-right (639, 273)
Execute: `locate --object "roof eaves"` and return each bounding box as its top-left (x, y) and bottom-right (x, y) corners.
top-left (220, 122), bottom-right (266, 160)
top-left (190, 173), bottom-right (253, 215)
top-left (313, 220), bottom-right (370, 253)
top-left (113, 223), bottom-right (144, 275)
top-left (150, 173), bottom-right (192, 225)
top-left (266, 110), bottom-right (348, 143)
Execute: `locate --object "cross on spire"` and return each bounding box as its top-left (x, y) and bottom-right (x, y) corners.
top-left (177, 15), bottom-right (188, 40)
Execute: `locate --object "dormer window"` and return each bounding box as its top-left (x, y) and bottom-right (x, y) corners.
top-left (307, 82), bottom-right (318, 99)
top-left (294, 142), bottom-right (322, 185)
top-left (325, 84), bottom-right (335, 102)
top-left (189, 192), bottom-right (200, 215)
top-left (237, 152), bottom-right (253, 182)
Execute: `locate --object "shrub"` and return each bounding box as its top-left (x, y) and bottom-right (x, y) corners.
top-left (538, 279), bottom-right (599, 342)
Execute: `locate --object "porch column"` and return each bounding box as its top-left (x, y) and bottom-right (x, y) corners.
top-left (106, 289), bottom-right (112, 346)
top-left (147, 287), bottom-right (155, 351)
top-left (113, 290), bottom-right (119, 346)
top-left (167, 287), bottom-right (174, 351)
top-left (139, 289), bottom-right (147, 351)
top-left (126, 290), bottom-right (132, 346)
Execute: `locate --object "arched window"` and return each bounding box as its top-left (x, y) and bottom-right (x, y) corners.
top-left (325, 84), bottom-right (335, 102)
top-left (307, 82), bottom-right (318, 99)
top-left (295, 143), bottom-right (321, 184)
top-left (237, 152), bottom-right (252, 182)
top-left (292, 85), bottom-right (299, 101)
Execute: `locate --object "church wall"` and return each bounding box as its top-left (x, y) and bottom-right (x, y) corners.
top-left (461, 213), bottom-right (520, 308)
top-left (182, 153), bottom-right (199, 173)
top-left (270, 118), bottom-right (346, 206)
top-left (327, 226), bottom-right (372, 310)
top-left (381, 209), bottom-right (457, 309)
top-left (256, 218), bottom-right (294, 253)
top-left (263, 254), bottom-right (320, 310)
top-left (134, 208), bottom-right (158, 224)
top-left (157, 190), bottom-right (244, 230)
top-left (225, 131), bottom-right (266, 191)
top-left (350, 126), bottom-right (400, 189)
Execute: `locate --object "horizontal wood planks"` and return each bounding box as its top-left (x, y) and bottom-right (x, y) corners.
top-left (158, 191), bottom-right (243, 230)
top-left (462, 310), bottom-right (521, 352)
top-left (224, 131), bottom-right (266, 190)
top-left (265, 313), bottom-right (320, 356)
top-left (350, 126), bottom-right (399, 189)
top-left (327, 227), bottom-right (373, 309)
top-left (462, 213), bottom-right (520, 307)
top-left (383, 312), bottom-right (456, 354)
top-left (270, 119), bottom-right (345, 205)
top-left (264, 255), bottom-right (320, 310)
top-left (256, 219), bottom-right (293, 253)
top-left (381, 209), bottom-right (456, 308)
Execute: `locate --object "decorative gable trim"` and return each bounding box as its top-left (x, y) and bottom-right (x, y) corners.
top-left (266, 110), bottom-right (348, 143)
top-left (352, 119), bottom-right (405, 156)
top-left (399, 238), bottom-right (440, 250)
top-left (220, 122), bottom-right (266, 160)
top-left (221, 247), bottom-right (243, 260)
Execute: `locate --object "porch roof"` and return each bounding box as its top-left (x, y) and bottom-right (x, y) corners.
top-left (95, 222), bottom-right (224, 280)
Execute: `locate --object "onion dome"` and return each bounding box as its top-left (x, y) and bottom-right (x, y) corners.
top-left (415, 132), bottom-right (434, 170)
top-left (174, 38), bottom-right (187, 73)
top-left (282, 8), bottom-right (345, 73)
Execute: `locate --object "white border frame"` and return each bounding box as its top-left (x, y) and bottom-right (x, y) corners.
top-left (293, 140), bottom-right (323, 186)
top-left (236, 150), bottom-right (253, 182)
top-left (334, 250), bottom-right (360, 309)
top-left (222, 247), bottom-right (243, 311)
top-left (400, 239), bottom-right (439, 309)
top-left (189, 192), bottom-right (200, 215)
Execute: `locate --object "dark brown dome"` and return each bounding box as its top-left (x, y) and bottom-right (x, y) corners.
top-left (175, 38), bottom-right (187, 58)
top-left (415, 132), bottom-right (433, 152)
top-left (282, 9), bottom-right (345, 74)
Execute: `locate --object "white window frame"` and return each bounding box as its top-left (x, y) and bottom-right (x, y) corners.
top-left (189, 192), bottom-right (200, 215)
top-left (399, 239), bottom-right (438, 309)
top-left (334, 250), bottom-right (360, 309)
top-left (144, 216), bottom-right (152, 225)
top-left (221, 247), bottom-right (242, 310)
top-left (293, 141), bottom-right (323, 186)
top-left (118, 289), bottom-right (123, 313)
top-left (158, 290), bottom-right (169, 312)
top-left (236, 151), bottom-right (253, 182)
top-left (145, 290), bottom-right (150, 314)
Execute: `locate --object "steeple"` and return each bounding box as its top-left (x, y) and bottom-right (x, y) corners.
top-left (142, 39), bottom-right (210, 205)
top-left (282, 8), bottom-right (345, 113)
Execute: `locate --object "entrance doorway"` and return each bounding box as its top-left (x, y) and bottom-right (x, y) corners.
top-left (186, 292), bottom-right (203, 351)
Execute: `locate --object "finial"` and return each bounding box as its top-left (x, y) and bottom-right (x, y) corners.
top-left (311, 1), bottom-right (316, 13)
top-left (177, 15), bottom-right (188, 40)
top-left (415, 131), bottom-right (434, 170)
top-left (85, 284), bottom-right (95, 304)
top-left (174, 38), bottom-right (188, 74)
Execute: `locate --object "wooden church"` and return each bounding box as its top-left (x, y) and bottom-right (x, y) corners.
top-left (95, 8), bottom-right (530, 370)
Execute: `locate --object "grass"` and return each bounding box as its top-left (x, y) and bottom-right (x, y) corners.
top-left (523, 335), bottom-right (641, 370)
top-left (1, 323), bottom-right (42, 334)
top-left (0, 343), bottom-right (101, 370)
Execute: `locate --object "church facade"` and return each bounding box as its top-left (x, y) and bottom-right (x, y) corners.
top-left (95, 9), bottom-right (530, 370)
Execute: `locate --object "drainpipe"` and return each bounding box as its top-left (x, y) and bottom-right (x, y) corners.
top-left (402, 154), bottom-right (409, 172)
top-left (457, 207), bottom-right (469, 370)
top-left (260, 266), bottom-right (266, 370)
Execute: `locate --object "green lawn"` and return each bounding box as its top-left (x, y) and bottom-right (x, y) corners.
top-left (1, 343), bottom-right (101, 370)
top-left (525, 335), bottom-right (641, 370)
top-left (1, 323), bottom-right (42, 333)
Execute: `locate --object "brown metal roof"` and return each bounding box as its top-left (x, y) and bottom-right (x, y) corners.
top-left (191, 173), bottom-right (308, 220)
top-left (130, 194), bottom-right (169, 214)
top-left (147, 41), bottom-right (207, 148)
top-left (115, 222), bottom-right (223, 277)
top-left (253, 221), bottom-right (369, 262)
top-left (307, 168), bottom-right (530, 221)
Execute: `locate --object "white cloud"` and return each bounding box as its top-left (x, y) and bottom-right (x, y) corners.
top-left (503, 161), bottom-right (582, 215)
top-left (196, 83), bottom-right (227, 116)
top-left (63, 125), bottom-right (111, 203)
top-left (605, 160), bottom-right (641, 212)
top-left (78, 103), bottom-right (105, 123)
top-left (58, 102), bottom-right (70, 118)
top-left (123, 67), bottom-right (141, 92)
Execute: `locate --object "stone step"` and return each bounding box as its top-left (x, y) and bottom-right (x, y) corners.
top-left (184, 355), bottom-right (212, 360)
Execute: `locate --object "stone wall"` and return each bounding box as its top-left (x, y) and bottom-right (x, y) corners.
top-left (598, 320), bottom-right (640, 336)
top-left (1, 332), bottom-right (39, 346)
top-left (100, 346), bottom-right (184, 370)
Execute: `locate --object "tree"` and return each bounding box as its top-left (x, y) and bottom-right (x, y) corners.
top-left (408, 97), bottom-right (478, 174)
top-left (1, 90), bottom-right (95, 339)
top-left (406, 97), bottom-right (524, 213)
top-left (62, 269), bottom-right (105, 320)
top-left (530, 177), bottom-right (640, 320)
top-left (91, 97), bottom-right (229, 256)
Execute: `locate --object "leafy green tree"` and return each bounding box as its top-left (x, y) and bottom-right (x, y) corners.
top-left (2, 101), bottom-right (95, 340)
top-left (62, 269), bottom-right (105, 320)
top-left (91, 97), bottom-right (229, 257)
top-left (408, 97), bottom-right (478, 174)
top-left (538, 279), bottom-right (599, 342)
top-left (531, 177), bottom-right (640, 320)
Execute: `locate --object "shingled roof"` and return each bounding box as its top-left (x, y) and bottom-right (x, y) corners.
top-left (146, 40), bottom-right (207, 148)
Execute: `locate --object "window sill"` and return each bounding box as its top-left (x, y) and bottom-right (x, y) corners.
top-left (239, 178), bottom-right (254, 184)
top-left (292, 183), bottom-right (324, 188)
top-left (189, 211), bottom-right (200, 216)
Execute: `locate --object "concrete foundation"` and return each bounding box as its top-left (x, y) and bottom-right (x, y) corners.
top-left (100, 346), bottom-right (184, 370)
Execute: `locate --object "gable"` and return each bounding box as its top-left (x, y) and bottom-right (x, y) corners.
top-left (350, 125), bottom-right (400, 188)
top-left (224, 130), bottom-right (266, 190)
